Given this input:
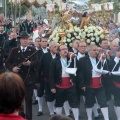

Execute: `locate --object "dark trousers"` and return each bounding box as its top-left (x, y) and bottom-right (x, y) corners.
top-left (45, 82), bottom-right (55, 102)
top-left (55, 86), bottom-right (79, 108)
top-left (25, 85), bottom-right (34, 120)
top-left (37, 77), bottom-right (45, 97)
top-left (85, 87), bottom-right (107, 108)
top-left (102, 75), bottom-right (113, 101)
top-left (113, 84), bottom-right (120, 107)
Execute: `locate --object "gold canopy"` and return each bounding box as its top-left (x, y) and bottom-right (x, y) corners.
top-left (9, 0), bottom-right (65, 8)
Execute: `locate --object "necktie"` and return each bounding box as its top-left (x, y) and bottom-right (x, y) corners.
top-left (22, 48), bottom-right (25, 53)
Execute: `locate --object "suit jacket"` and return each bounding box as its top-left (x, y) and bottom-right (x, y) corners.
top-left (109, 57), bottom-right (120, 83)
top-left (78, 55), bottom-right (104, 88)
top-left (0, 32), bottom-right (7, 47)
top-left (37, 48), bottom-right (49, 60)
top-left (49, 56), bottom-right (78, 89)
top-left (37, 52), bottom-right (59, 82)
top-left (3, 38), bottom-right (18, 54)
top-left (5, 46), bottom-right (38, 85)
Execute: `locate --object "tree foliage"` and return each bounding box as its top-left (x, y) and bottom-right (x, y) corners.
top-left (6, 0), bottom-right (27, 18)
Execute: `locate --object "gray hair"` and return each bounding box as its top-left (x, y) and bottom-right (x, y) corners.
top-left (110, 41), bottom-right (119, 46)
top-left (49, 41), bottom-right (57, 47)
top-left (87, 44), bottom-right (97, 52)
top-left (79, 41), bottom-right (86, 46)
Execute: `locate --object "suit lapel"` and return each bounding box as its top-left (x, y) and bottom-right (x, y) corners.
top-left (86, 55), bottom-right (93, 69)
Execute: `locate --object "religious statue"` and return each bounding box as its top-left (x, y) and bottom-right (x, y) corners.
top-left (80, 12), bottom-right (96, 29)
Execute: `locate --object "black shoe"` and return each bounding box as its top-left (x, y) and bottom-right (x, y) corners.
top-left (32, 100), bottom-right (38, 105)
top-left (37, 111), bottom-right (43, 116)
top-left (54, 112), bottom-right (56, 114)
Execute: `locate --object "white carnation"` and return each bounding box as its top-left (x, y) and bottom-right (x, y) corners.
top-left (91, 37), bottom-right (95, 41)
top-left (67, 39), bottom-right (71, 42)
top-left (87, 39), bottom-right (90, 43)
top-left (74, 33), bottom-right (77, 36)
top-left (85, 29), bottom-right (88, 32)
top-left (96, 37), bottom-right (100, 43)
top-left (90, 33), bottom-right (94, 36)
top-left (100, 34), bottom-right (104, 39)
top-left (87, 34), bottom-right (90, 37)
top-left (75, 28), bottom-right (79, 32)
top-left (67, 34), bottom-right (71, 38)
top-left (76, 36), bottom-right (80, 39)
top-left (71, 37), bottom-right (75, 40)
top-left (91, 42), bottom-right (95, 45)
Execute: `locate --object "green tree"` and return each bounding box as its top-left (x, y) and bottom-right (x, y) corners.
top-left (6, 0), bottom-right (27, 18)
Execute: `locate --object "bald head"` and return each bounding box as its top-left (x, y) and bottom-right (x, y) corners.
top-left (49, 41), bottom-right (58, 54)
top-left (110, 41), bottom-right (119, 51)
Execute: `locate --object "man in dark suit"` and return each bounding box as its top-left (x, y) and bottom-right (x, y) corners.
top-left (49, 45), bottom-right (79, 120)
top-left (5, 31), bottom-right (38, 120)
top-left (78, 45), bottom-right (109, 120)
top-left (3, 32), bottom-right (18, 54)
top-left (26, 20), bottom-right (34, 34)
top-left (0, 25), bottom-right (7, 47)
top-left (32, 37), bottom-right (41, 105)
top-left (37, 41), bottom-right (58, 116)
top-left (69, 39), bottom-right (80, 54)
top-left (36, 35), bottom-right (49, 116)
top-left (77, 42), bottom-right (101, 119)
top-left (109, 52), bottom-right (120, 120)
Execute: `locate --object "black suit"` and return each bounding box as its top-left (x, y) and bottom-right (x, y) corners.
top-left (78, 55), bottom-right (108, 108)
top-left (37, 52), bottom-right (59, 101)
top-left (109, 58), bottom-right (120, 106)
top-left (3, 38), bottom-right (18, 54)
top-left (37, 48), bottom-right (49, 97)
top-left (0, 32), bottom-right (7, 47)
top-left (5, 46), bottom-right (38, 120)
top-left (49, 56), bottom-right (79, 107)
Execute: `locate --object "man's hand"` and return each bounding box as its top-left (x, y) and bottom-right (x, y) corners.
top-left (12, 66), bottom-right (20, 73)
top-left (81, 87), bottom-right (86, 92)
top-left (51, 89), bottom-right (56, 93)
top-left (23, 60), bottom-right (31, 66)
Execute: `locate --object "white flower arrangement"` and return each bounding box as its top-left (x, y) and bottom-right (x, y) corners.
top-left (49, 26), bottom-right (82, 47)
top-left (80, 25), bottom-right (105, 46)
top-left (49, 25), bottom-right (104, 47)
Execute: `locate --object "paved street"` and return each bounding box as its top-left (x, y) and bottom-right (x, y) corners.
top-left (32, 96), bottom-right (117, 120)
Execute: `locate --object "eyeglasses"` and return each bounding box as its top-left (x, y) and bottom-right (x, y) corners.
top-left (79, 46), bottom-right (86, 48)
top-left (60, 48), bottom-right (68, 51)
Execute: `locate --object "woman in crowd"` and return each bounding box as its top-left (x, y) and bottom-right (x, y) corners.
top-left (0, 72), bottom-right (25, 120)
